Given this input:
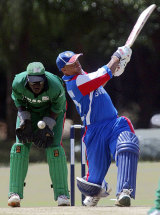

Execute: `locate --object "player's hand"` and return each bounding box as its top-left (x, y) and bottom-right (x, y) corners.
top-left (16, 119), bottom-right (34, 143)
top-left (114, 58), bottom-right (128, 77)
top-left (34, 126), bottom-right (54, 148)
top-left (112, 46), bottom-right (132, 61)
top-left (112, 46), bottom-right (132, 77)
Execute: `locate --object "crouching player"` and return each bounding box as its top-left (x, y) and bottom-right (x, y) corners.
top-left (56, 46), bottom-right (139, 207)
top-left (8, 62), bottom-right (70, 207)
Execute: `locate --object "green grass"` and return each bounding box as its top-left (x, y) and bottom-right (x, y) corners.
top-left (0, 162), bottom-right (159, 207)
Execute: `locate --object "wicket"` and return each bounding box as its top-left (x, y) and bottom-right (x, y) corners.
top-left (70, 124), bottom-right (86, 206)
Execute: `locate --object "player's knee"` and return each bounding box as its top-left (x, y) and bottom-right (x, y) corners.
top-left (116, 131), bottom-right (139, 162)
top-left (11, 143), bottom-right (29, 155)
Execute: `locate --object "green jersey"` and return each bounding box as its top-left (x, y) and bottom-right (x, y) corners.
top-left (12, 71), bottom-right (66, 114)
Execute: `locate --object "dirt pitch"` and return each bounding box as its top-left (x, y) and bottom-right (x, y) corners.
top-left (0, 206), bottom-right (149, 215)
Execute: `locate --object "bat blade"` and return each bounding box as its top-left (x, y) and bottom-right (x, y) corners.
top-left (125, 4), bottom-right (156, 47)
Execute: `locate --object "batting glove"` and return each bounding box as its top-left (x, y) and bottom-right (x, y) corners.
top-left (112, 45), bottom-right (132, 61)
top-left (114, 58), bottom-right (128, 77)
top-left (112, 46), bottom-right (132, 77)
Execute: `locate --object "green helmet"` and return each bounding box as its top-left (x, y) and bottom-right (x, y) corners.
top-left (27, 62), bottom-right (46, 83)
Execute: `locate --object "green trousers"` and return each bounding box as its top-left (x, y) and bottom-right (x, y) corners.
top-left (9, 111), bottom-right (69, 200)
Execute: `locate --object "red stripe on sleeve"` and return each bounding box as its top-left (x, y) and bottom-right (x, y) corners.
top-left (77, 73), bottom-right (111, 96)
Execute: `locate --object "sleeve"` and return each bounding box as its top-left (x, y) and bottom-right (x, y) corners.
top-left (11, 77), bottom-right (24, 108)
top-left (76, 65), bottom-right (112, 96)
top-left (50, 81), bottom-right (66, 114)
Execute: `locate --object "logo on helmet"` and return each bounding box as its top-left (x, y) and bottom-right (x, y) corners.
top-left (33, 67), bottom-right (42, 73)
top-left (65, 52), bottom-right (73, 57)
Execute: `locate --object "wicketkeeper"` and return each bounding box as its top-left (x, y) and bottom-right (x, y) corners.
top-left (56, 46), bottom-right (139, 207)
top-left (8, 62), bottom-right (70, 207)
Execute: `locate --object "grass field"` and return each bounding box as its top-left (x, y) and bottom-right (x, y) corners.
top-left (0, 162), bottom-right (159, 214)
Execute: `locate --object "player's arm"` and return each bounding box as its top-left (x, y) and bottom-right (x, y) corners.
top-left (76, 66), bottom-right (112, 96)
top-left (102, 56), bottom-right (119, 87)
top-left (111, 46), bottom-right (132, 77)
top-left (12, 89), bottom-right (25, 108)
top-left (12, 90), bottom-right (34, 144)
top-left (11, 79), bottom-right (34, 143)
top-left (11, 77), bottom-right (26, 108)
top-left (76, 46), bottom-right (132, 96)
top-left (50, 111), bottom-right (58, 120)
top-left (107, 56), bottom-right (120, 73)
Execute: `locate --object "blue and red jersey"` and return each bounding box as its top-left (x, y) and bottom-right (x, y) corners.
top-left (62, 65), bottom-right (118, 126)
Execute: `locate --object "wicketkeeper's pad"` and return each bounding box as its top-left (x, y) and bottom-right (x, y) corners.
top-left (76, 177), bottom-right (102, 197)
top-left (9, 143), bottom-right (30, 199)
top-left (46, 146), bottom-right (69, 200)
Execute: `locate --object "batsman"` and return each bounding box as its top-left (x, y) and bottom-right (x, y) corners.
top-left (8, 62), bottom-right (70, 207)
top-left (56, 46), bottom-right (139, 207)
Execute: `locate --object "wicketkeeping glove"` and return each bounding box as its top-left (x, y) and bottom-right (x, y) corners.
top-left (34, 117), bottom-right (56, 148)
top-left (16, 111), bottom-right (34, 143)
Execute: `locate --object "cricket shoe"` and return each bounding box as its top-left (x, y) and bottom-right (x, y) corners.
top-left (148, 208), bottom-right (160, 215)
top-left (83, 196), bottom-right (100, 206)
top-left (83, 183), bottom-right (112, 207)
top-left (58, 195), bottom-right (70, 206)
top-left (8, 193), bottom-right (20, 207)
top-left (115, 189), bottom-right (132, 207)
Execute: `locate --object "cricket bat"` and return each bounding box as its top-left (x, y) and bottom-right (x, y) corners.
top-left (125, 4), bottom-right (156, 47)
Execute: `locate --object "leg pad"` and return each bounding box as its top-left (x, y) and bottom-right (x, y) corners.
top-left (9, 143), bottom-right (30, 199)
top-left (46, 146), bottom-right (69, 200)
top-left (116, 131), bottom-right (139, 198)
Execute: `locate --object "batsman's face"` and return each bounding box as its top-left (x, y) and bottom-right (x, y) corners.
top-left (62, 60), bottom-right (82, 76)
top-left (28, 81), bottom-right (44, 94)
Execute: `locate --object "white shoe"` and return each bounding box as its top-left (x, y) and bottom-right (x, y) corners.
top-left (8, 193), bottom-right (20, 207)
top-left (83, 183), bottom-right (112, 206)
top-left (58, 195), bottom-right (70, 206)
top-left (83, 196), bottom-right (100, 206)
top-left (115, 189), bottom-right (132, 207)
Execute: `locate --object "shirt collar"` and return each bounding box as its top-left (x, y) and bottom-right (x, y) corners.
top-left (62, 75), bottom-right (76, 82)
top-left (62, 70), bottom-right (86, 82)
